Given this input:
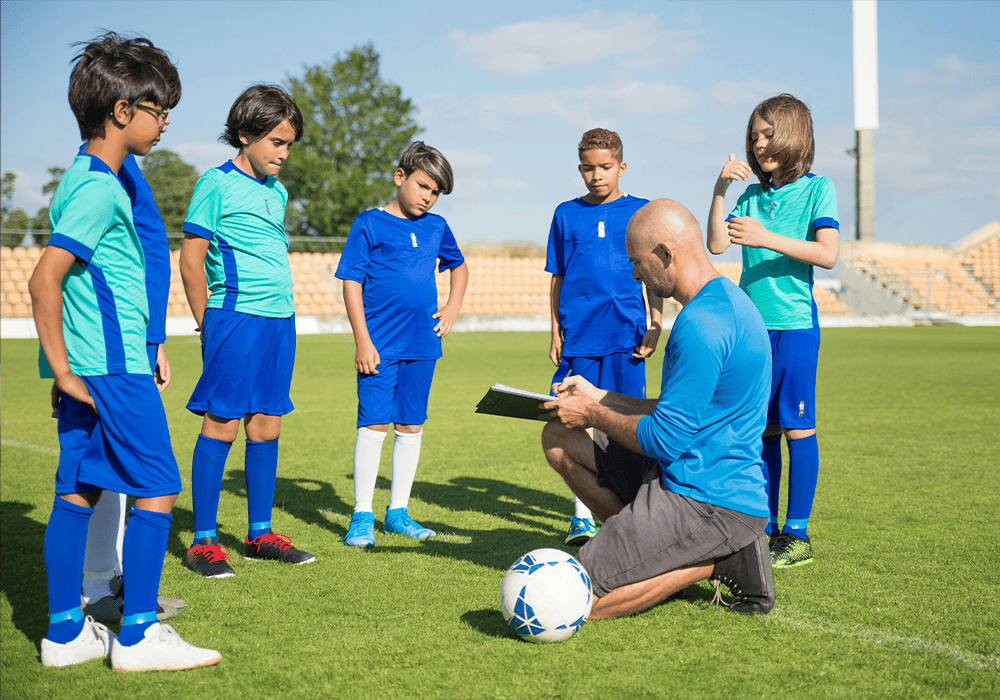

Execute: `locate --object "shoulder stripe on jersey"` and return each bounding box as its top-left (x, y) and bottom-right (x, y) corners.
top-left (215, 234), bottom-right (240, 311)
top-left (47, 233), bottom-right (94, 263)
top-left (183, 222), bottom-right (215, 240)
top-left (87, 264), bottom-right (128, 374)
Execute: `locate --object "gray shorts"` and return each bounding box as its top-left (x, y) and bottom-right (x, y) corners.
top-left (579, 439), bottom-right (766, 597)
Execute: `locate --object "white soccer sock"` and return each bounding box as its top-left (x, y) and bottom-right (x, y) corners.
top-left (574, 496), bottom-right (593, 521)
top-left (353, 427), bottom-right (387, 513)
top-left (389, 429), bottom-right (423, 511)
top-left (82, 491), bottom-right (125, 602)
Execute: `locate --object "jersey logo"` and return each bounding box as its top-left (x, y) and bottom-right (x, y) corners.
top-left (265, 199), bottom-right (271, 215)
top-left (597, 221), bottom-right (605, 238)
top-left (410, 232), bottom-right (418, 247)
top-left (767, 201), bottom-right (779, 217)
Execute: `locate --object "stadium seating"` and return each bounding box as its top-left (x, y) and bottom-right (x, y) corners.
top-left (842, 238), bottom-right (998, 316)
top-left (4, 225), bottom-right (997, 320)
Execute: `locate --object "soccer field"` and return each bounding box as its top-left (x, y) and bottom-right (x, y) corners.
top-left (1, 328), bottom-right (998, 699)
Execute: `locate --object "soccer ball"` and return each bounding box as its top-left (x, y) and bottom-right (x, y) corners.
top-left (499, 548), bottom-right (593, 643)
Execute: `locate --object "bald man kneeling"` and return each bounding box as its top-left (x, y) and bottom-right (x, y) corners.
top-left (542, 199), bottom-right (775, 619)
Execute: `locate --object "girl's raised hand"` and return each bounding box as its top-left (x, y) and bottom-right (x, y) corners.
top-left (719, 153), bottom-right (751, 184)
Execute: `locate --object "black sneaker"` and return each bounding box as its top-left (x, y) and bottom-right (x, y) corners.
top-left (186, 538), bottom-right (236, 578)
top-left (243, 531), bottom-right (315, 565)
top-left (711, 533), bottom-right (775, 615)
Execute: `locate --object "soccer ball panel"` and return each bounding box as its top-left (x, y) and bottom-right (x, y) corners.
top-left (499, 548), bottom-right (594, 643)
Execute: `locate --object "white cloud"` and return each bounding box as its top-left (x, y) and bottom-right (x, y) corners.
top-left (709, 80), bottom-right (789, 108)
top-left (479, 79), bottom-right (699, 130)
top-left (164, 141), bottom-right (233, 173)
top-left (449, 10), bottom-right (701, 78)
top-left (447, 149), bottom-right (495, 171)
top-left (493, 177), bottom-right (531, 193)
top-left (9, 169), bottom-right (49, 213)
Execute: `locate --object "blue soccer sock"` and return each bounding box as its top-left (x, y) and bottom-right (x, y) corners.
top-left (245, 438), bottom-right (279, 540)
top-left (44, 497), bottom-right (94, 643)
top-left (118, 508), bottom-right (172, 646)
top-left (191, 434), bottom-right (231, 545)
top-left (783, 433), bottom-right (819, 540)
top-left (760, 434), bottom-right (783, 536)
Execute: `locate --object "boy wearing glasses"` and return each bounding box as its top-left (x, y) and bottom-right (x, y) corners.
top-left (29, 32), bottom-right (220, 671)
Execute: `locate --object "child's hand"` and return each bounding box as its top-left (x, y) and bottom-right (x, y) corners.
top-left (727, 216), bottom-right (773, 249)
top-left (355, 340), bottom-right (380, 375)
top-left (549, 335), bottom-right (563, 367)
top-left (718, 153), bottom-right (750, 190)
top-left (433, 304), bottom-right (460, 338)
top-left (633, 327), bottom-right (661, 359)
top-left (52, 373), bottom-right (97, 416)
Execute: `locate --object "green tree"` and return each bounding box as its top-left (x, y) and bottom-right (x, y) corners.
top-left (2, 172), bottom-right (26, 246)
top-left (1, 171), bottom-right (15, 222)
top-left (140, 150), bottom-right (199, 243)
top-left (41, 166), bottom-right (65, 199)
top-left (282, 43), bottom-right (421, 239)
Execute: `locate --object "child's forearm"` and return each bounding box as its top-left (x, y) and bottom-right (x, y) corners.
top-left (707, 188), bottom-right (732, 255)
top-left (342, 280), bottom-right (372, 345)
top-left (179, 235), bottom-right (210, 328)
top-left (647, 289), bottom-right (664, 328)
top-left (29, 248), bottom-right (76, 379)
top-left (445, 262), bottom-right (469, 310)
top-left (549, 274), bottom-right (563, 337)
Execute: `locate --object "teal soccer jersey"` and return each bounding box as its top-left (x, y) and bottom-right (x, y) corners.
top-left (183, 161), bottom-right (294, 318)
top-left (40, 154), bottom-right (150, 378)
top-left (727, 174), bottom-right (839, 330)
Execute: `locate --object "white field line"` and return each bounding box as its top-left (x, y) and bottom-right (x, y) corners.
top-left (772, 607), bottom-right (1000, 673)
top-left (1, 439), bottom-right (58, 456)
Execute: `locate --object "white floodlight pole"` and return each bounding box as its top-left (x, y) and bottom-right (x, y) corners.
top-left (853, 0), bottom-right (879, 241)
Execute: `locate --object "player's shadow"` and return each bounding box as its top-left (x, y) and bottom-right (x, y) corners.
top-left (220, 471), bottom-right (354, 538)
top-left (372, 476), bottom-right (574, 571)
top-left (0, 501), bottom-right (50, 645)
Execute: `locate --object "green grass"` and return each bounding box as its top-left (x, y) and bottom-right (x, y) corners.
top-left (2, 328), bottom-right (998, 699)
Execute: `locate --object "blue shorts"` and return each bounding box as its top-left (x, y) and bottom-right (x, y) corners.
top-left (551, 350), bottom-right (646, 398)
top-left (767, 328), bottom-right (820, 430)
top-left (187, 309), bottom-right (296, 420)
top-left (357, 359), bottom-right (436, 428)
top-left (55, 374), bottom-right (182, 497)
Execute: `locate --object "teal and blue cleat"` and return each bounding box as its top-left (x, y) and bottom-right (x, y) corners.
top-left (342, 511), bottom-right (376, 548)
top-left (564, 517), bottom-right (598, 546)
top-left (384, 507), bottom-right (435, 539)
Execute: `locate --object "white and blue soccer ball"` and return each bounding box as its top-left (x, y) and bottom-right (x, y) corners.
top-left (499, 548), bottom-right (593, 643)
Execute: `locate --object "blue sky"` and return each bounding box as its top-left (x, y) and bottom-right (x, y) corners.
top-left (1, 0), bottom-right (997, 266)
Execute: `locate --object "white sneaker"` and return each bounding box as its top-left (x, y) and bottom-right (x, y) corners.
top-left (41, 616), bottom-right (115, 667)
top-left (111, 623), bottom-right (222, 672)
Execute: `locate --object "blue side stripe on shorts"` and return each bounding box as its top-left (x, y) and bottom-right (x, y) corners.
top-left (215, 234), bottom-right (240, 311)
top-left (87, 264), bottom-right (128, 374)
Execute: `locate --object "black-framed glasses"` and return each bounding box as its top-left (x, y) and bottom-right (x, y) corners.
top-left (136, 103), bottom-right (169, 127)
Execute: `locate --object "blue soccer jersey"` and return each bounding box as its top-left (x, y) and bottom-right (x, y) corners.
top-left (336, 208), bottom-right (465, 361)
top-left (636, 277), bottom-right (771, 518)
top-left (183, 161), bottom-right (293, 318)
top-left (77, 146), bottom-right (170, 344)
top-left (545, 194), bottom-right (650, 356)
top-left (727, 174), bottom-right (839, 330)
top-left (121, 154), bottom-right (170, 344)
top-left (41, 153), bottom-right (150, 377)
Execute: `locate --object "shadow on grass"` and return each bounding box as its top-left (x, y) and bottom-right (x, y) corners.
top-left (461, 608), bottom-right (517, 640)
top-left (215, 468), bottom-right (574, 571)
top-left (0, 500), bottom-right (49, 646)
